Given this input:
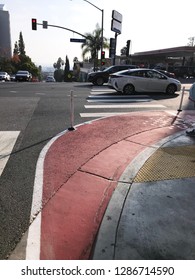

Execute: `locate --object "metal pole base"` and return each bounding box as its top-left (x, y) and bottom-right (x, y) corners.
top-left (68, 127), bottom-right (75, 131)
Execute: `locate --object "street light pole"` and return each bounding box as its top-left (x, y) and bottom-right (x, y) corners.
top-left (83, 0), bottom-right (104, 66)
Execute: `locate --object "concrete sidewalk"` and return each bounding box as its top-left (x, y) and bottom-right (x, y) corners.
top-left (92, 128), bottom-right (195, 260)
top-left (9, 110), bottom-right (195, 260)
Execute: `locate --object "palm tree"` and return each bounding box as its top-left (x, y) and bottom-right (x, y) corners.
top-left (81, 24), bottom-right (109, 69)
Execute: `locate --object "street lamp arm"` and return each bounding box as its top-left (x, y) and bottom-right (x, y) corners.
top-left (83, 0), bottom-right (103, 12)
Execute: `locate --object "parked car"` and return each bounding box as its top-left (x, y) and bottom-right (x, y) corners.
top-left (15, 70), bottom-right (32, 81)
top-left (157, 69), bottom-right (176, 79)
top-left (0, 71), bottom-right (10, 81)
top-left (169, 66), bottom-right (195, 78)
top-left (108, 68), bottom-right (181, 95)
top-left (87, 65), bottom-right (138, 86)
top-left (10, 74), bottom-right (16, 81)
top-left (46, 76), bottom-right (55, 82)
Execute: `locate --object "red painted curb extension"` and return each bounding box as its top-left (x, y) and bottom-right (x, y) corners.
top-left (39, 112), bottom-right (186, 259)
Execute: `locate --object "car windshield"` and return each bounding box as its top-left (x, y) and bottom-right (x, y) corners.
top-left (18, 71), bottom-right (28, 74)
top-left (0, 72), bottom-right (6, 75)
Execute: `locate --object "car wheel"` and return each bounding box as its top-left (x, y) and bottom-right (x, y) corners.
top-left (96, 77), bottom-right (104, 86)
top-left (123, 84), bottom-right (135, 94)
top-left (166, 84), bottom-right (176, 94)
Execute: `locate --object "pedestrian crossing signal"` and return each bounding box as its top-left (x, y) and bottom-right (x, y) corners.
top-left (32, 18), bottom-right (37, 30)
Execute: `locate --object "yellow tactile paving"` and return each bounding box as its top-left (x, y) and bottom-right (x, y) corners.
top-left (134, 145), bottom-right (195, 182)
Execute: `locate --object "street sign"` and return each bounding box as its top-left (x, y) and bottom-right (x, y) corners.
top-left (111, 19), bottom-right (122, 34)
top-left (111, 10), bottom-right (122, 34)
top-left (112, 10), bottom-right (122, 23)
top-left (70, 38), bottom-right (86, 43)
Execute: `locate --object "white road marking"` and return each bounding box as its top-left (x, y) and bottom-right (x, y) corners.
top-left (82, 88), bottom-right (166, 118)
top-left (25, 212), bottom-right (42, 260)
top-left (88, 94), bottom-right (151, 98)
top-left (85, 104), bottom-right (166, 109)
top-left (91, 88), bottom-right (115, 93)
top-left (35, 93), bottom-right (46, 96)
top-left (87, 99), bottom-right (152, 103)
top-left (25, 130), bottom-right (68, 259)
top-left (0, 131), bottom-right (20, 176)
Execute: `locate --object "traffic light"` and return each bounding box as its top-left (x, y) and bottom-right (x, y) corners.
top-left (32, 18), bottom-right (37, 30)
top-left (101, 51), bottom-right (105, 65)
top-left (42, 20), bottom-right (48, 29)
top-left (126, 40), bottom-right (130, 57)
top-left (109, 38), bottom-right (116, 58)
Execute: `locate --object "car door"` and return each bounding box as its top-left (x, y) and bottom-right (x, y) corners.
top-left (146, 70), bottom-right (167, 92)
top-left (131, 70), bottom-right (150, 91)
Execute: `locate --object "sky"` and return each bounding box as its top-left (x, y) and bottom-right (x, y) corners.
top-left (1, 0), bottom-right (195, 68)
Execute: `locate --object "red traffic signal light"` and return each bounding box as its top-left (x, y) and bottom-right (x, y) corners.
top-left (32, 18), bottom-right (37, 30)
top-left (101, 51), bottom-right (105, 60)
top-left (101, 51), bottom-right (105, 65)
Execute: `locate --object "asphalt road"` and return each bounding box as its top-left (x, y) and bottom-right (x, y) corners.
top-left (0, 81), bottom-right (90, 259)
top-left (0, 81), bottom-right (192, 259)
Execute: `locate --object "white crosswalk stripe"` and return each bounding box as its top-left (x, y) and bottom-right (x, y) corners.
top-left (87, 95), bottom-right (153, 103)
top-left (0, 131), bottom-right (20, 176)
top-left (85, 104), bottom-right (166, 109)
top-left (80, 86), bottom-right (166, 118)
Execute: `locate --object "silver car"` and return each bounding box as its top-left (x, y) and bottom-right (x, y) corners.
top-left (0, 71), bottom-right (10, 81)
top-left (46, 76), bottom-right (55, 82)
top-left (108, 68), bottom-right (181, 94)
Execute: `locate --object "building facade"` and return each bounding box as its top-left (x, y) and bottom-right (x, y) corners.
top-left (0, 4), bottom-right (11, 58)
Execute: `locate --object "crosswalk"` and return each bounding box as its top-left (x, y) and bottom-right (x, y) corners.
top-left (80, 86), bottom-right (166, 118)
top-left (0, 131), bottom-right (20, 176)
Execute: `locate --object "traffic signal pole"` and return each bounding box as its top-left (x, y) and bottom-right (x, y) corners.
top-left (32, 19), bottom-right (87, 39)
top-left (40, 23), bottom-right (88, 39)
top-left (113, 32), bottom-right (119, 65)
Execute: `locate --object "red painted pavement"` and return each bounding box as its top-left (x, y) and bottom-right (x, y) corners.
top-left (39, 111), bottom-right (190, 259)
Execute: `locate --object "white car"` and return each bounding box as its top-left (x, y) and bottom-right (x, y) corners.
top-left (46, 76), bottom-right (55, 82)
top-left (0, 71), bottom-right (10, 81)
top-left (108, 68), bottom-right (181, 94)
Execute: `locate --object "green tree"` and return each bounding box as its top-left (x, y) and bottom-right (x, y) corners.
top-left (120, 46), bottom-right (127, 56)
top-left (53, 57), bottom-right (64, 82)
top-left (81, 24), bottom-right (109, 68)
top-left (0, 56), bottom-right (14, 73)
top-left (53, 57), bottom-right (64, 70)
top-left (64, 55), bottom-right (71, 82)
top-left (11, 32), bottom-right (40, 78)
top-left (13, 41), bottom-right (19, 55)
top-left (18, 32), bottom-right (26, 55)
